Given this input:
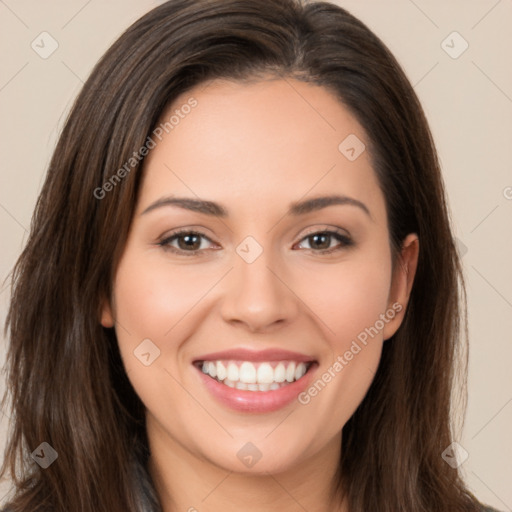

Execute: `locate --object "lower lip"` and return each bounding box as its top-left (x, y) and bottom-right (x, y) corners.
top-left (195, 363), bottom-right (317, 413)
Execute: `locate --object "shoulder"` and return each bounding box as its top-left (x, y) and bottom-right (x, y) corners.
top-left (481, 506), bottom-right (503, 512)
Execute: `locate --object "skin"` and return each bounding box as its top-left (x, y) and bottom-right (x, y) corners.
top-left (101, 77), bottom-right (419, 512)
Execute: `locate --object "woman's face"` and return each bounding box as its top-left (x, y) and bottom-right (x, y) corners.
top-left (102, 77), bottom-right (417, 475)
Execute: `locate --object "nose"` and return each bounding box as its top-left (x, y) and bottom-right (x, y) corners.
top-left (220, 246), bottom-right (299, 333)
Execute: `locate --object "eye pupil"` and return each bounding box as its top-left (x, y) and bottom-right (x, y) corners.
top-left (178, 234), bottom-right (201, 250)
top-left (310, 233), bottom-right (330, 250)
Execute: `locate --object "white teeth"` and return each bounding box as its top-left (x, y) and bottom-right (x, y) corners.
top-left (274, 363), bottom-right (286, 383)
top-left (216, 361), bottom-right (227, 381)
top-left (295, 362), bottom-right (307, 380)
top-left (239, 362), bottom-right (257, 384)
top-left (199, 359), bottom-right (312, 390)
top-left (256, 363), bottom-right (274, 384)
top-left (285, 362), bottom-right (296, 382)
top-left (226, 362), bottom-right (239, 382)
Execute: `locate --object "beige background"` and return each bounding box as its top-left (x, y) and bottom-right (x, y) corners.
top-left (1, 0), bottom-right (511, 509)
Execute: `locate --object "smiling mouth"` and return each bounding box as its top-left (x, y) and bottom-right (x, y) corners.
top-left (194, 360), bottom-right (315, 392)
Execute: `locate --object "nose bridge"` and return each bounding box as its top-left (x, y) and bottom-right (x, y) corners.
top-left (220, 237), bottom-right (297, 330)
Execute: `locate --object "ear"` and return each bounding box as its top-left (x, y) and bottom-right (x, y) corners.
top-left (382, 233), bottom-right (419, 341)
top-left (100, 295), bottom-right (115, 328)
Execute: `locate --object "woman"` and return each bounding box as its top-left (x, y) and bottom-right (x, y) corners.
top-left (0, 0), bottom-right (502, 511)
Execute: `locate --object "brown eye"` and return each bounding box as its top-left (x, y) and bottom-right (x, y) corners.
top-left (176, 233), bottom-right (202, 251)
top-left (159, 230), bottom-right (215, 255)
top-left (308, 233), bottom-right (331, 250)
top-left (296, 230), bottom-right (353, 254)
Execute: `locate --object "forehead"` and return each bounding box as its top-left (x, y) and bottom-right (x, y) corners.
top-left (138, 78), bottom-right (386, 222)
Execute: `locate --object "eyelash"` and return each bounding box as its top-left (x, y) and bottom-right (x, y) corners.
top-left (157, 228), bottom-right (354, 256)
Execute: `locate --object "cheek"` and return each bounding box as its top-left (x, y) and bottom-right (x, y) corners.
top-left (294, 249), bottom-right (393, 345)
top-left (292, 254), bottom-right (392, 437)
top-left (109, 250), bottom-right (212, 388)
top-left (110, 252), bottom-right (209, 419)
top-left (112, 253), bottom-right (217, 341)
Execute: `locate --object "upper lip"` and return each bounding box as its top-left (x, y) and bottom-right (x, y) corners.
top-left (193, 348), bottom-right (316, 363)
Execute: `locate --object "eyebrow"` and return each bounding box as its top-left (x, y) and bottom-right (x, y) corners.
top-left (141, 194), bottom-right (371, 219)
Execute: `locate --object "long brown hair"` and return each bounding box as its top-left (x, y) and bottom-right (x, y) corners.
top-left (1, 0), bottom-right (483, 510)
